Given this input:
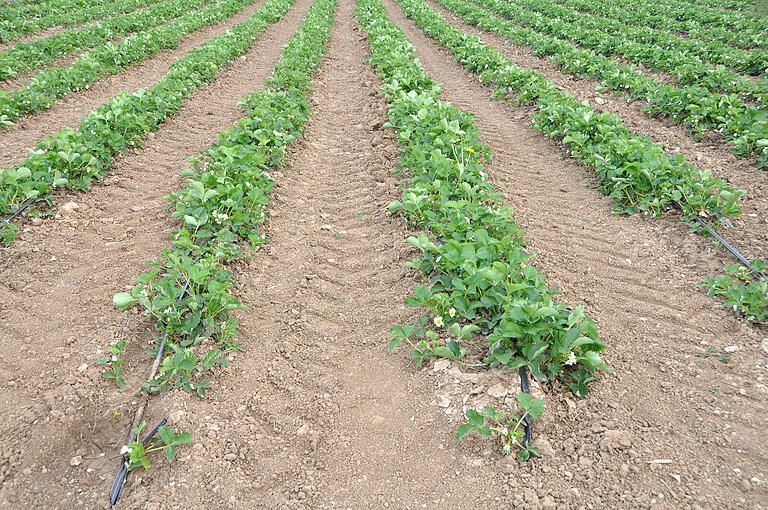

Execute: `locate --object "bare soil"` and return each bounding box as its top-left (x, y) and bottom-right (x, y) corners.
top-left (0, 0), bottom-right (767, 508)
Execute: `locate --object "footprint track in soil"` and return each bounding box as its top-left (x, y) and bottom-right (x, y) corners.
top-left (381, 0), bottom-right (767, 507)
top-left (0, 0), bottom-right (269, 169)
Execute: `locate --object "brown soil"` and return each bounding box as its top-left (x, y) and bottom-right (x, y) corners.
top-left (0, 0), bottom-right (268, 168)
top-left (0, 0), bottom-right (767, 508)
top-left (426, 0), bottom-right (768, 262)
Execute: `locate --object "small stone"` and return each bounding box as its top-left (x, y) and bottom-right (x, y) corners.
top-left (601, 430), bottom-right (632, 450)
top-left (433, 359), bottom-right (450, 372)
top-left (723, 345), bottom-right (739, 353)
top-left (594, 97), bottom-right (606, 105)
top-left (77, 364), bottom-right (88, 373)
top-left (297, 423), bottom-right (310, 436)
top-left (523, 488), bottom-right (538, 505)
top-left (60, 201), bottom-right (79, 215)
top-left (761, 338), bottom-right (768, 356)
top-left (438, 397), bottom-right (451, 408)
top-left (535, 436), bottom-right (556, 457)
top-left (223, 453), bottom-right (237, 462)
top-left (541, 495), bottom-right (556, 509)
top-left (70, 456), bottom-right (82, 466)
top-left (487, 383), bottom-right (507, 399)
top-left (31, 218), bottom-right (43, 226)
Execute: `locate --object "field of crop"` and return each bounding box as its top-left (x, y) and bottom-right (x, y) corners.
top-left (0, 0), bottom-right (766, 507)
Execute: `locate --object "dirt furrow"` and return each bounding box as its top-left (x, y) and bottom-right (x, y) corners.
top-left (382, 0), bottom-right (768, 507)
top-left (424, 0), bottom-right (768, 261)
top-left (0, 0), bottom-right (268, 169)
top-left (0, 0), bottom-right (316, 505)
top-left (116, 1), bottom-right (514, 507)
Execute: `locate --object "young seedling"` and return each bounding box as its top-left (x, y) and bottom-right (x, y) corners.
top-left (97, 340), bottom-right (127, 388)
top-left (457, 393), bottom-right (545, 461)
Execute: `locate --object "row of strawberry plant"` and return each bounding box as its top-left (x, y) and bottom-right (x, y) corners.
top-left (0, 0), bottom-right (298, 245)
top-left (0, 0), bottom-right (113, 22)
top-left (356, 0), bottom-right (608, 461)
top-left (437, 0), bottom-right (768, 166)
top-left (112, 0), bottom-right (337, 471)
top-left (471, 0), bottom-right (768, 109)
top-left (396, 0), bottom-right (744, 223)
top-left (506, 0), bottom-right (768, 77)
top-left (0, 0), bottom-right (160, 43)
top-left (616, 0), bottom-right (768, 34)
top-left (675, 0), bottom-right (759, 10)
top-left (0, 0), bottom-right (212, 80)
top-left (0, 0), bottom-right (259, 124)
top-left (551, 0), bottom-right (765, 50)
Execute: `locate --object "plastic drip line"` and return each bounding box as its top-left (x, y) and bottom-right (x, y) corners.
top-left (1, 197), bottom-right (36, 225)
top-left (518, 367), bottom-right (532, 447)
top-left (109, 276), bottom-right (191, 505)
top-left (695, 217), bottom-right (768, 283)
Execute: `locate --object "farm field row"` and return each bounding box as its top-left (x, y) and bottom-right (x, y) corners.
top-left (0, 0), bottom-right (766, 508)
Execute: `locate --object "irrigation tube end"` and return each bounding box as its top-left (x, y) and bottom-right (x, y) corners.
top-left (518, 367), bottom-right (533, 448)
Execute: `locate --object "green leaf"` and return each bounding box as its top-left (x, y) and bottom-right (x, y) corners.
top-left (113, 292), bottom-right (136, 312)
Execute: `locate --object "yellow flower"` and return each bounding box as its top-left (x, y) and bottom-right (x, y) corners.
top-left (465, 147), bottom-right (475, 153)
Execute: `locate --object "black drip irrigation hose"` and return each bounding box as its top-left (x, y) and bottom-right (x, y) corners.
top-left (1, 197), bottom-right (36, 225)
top-left (518, 367), bottom-right (532, 447)
top-left (108, 277), bottom-right (191, 506)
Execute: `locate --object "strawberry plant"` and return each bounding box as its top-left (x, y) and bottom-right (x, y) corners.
top-left (97, 340), bottom-right (128, 388)
top-left (393, 0), bottom-right (744, 224)
top-left (699, 261), bottom-right (768, 323)
top-left (471, 0), bottom-right (768, 109)
top-left (457, 394), bottom-right (544, 461)
top-left (437, 0), bottom-right (768, 164)
top-left (0, 0), bottom-right (161, 43)
top-left (0, 0), bottom-right (260, 123)
top-left (109, 0), bottom-right (337, 484)
top-left (120, 421), bottom-right (192, 471)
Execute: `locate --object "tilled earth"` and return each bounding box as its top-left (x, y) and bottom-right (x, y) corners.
top-left (0, 0), bottom-right (766, 508)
